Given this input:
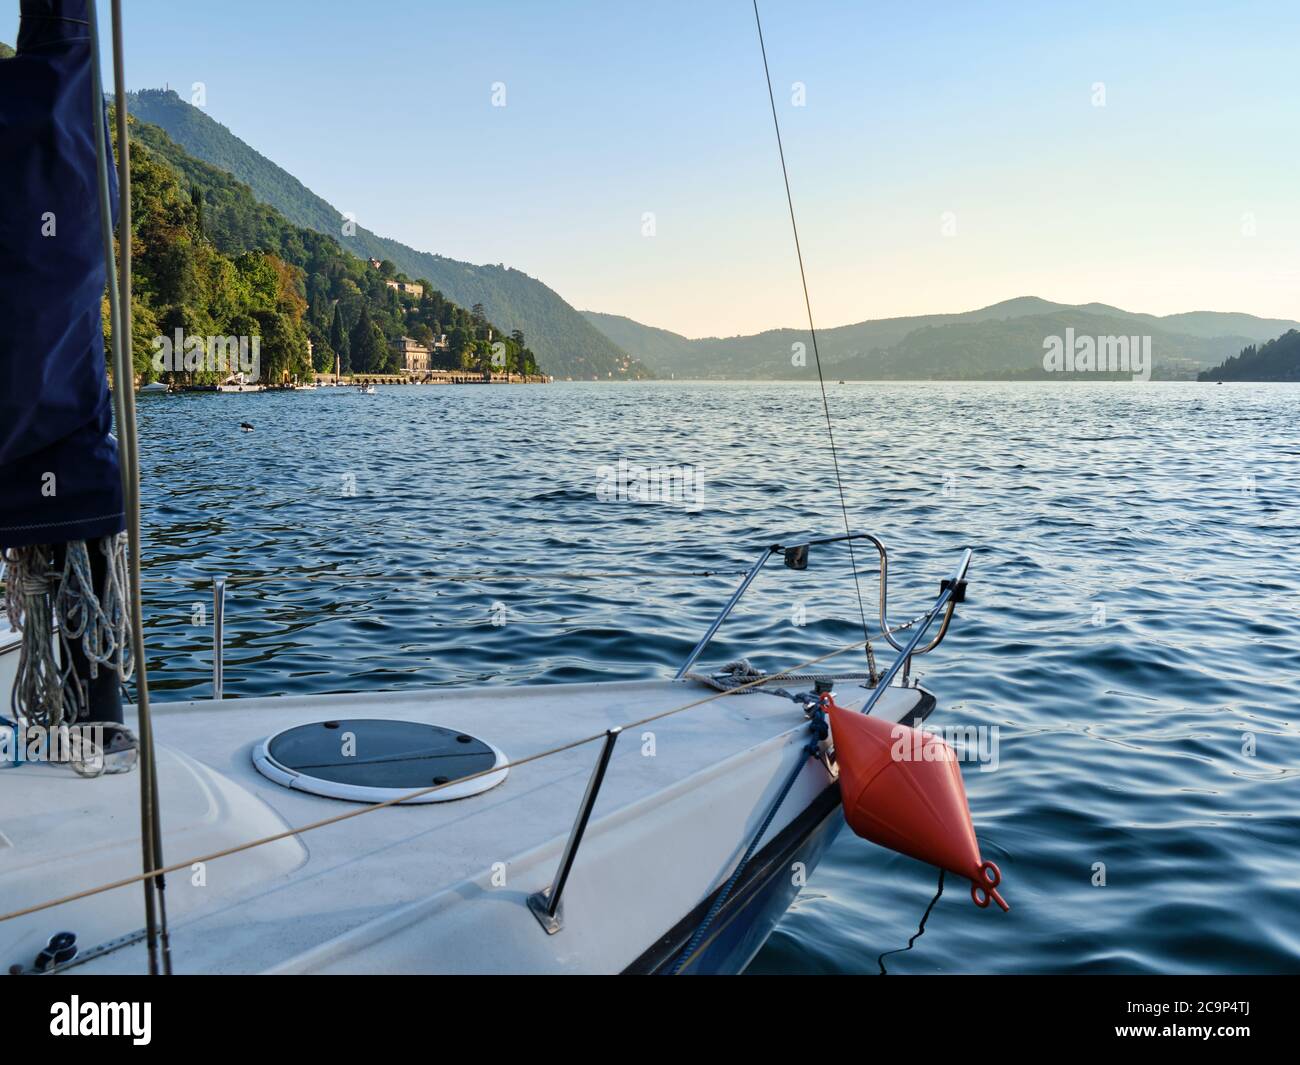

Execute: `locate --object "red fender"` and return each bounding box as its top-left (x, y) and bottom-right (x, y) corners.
top-left (826, 697), bottom-right (1008, 911)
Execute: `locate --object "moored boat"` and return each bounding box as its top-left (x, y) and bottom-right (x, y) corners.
top-left (0, 535), bottom-right (972, 975)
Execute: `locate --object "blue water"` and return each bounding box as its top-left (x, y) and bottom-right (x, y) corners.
top-left (135, 381), bottom-right (1300, 974)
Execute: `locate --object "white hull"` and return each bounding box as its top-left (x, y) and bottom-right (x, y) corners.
top-left (0, 675), bottom-right (933, 975)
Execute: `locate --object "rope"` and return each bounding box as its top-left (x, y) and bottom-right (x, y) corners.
top-left (0, 569), bottom-right (745, 594)
top-left (0, 631), bottom-right (881, 926)
top-left (2, 546), bottom-right (67, 726)
top-left (684, 611), bottom-right (930, 696)
top-left (877, 868), bottom-right (945, 975)
top-left (667, 700), bottom-right (830, 974)
top-left (55, 535), bottom-right (134, 684)
top-left (752, 0), bottom-right (879, 686)
top-left (1, 536), bottom-right (133, 726)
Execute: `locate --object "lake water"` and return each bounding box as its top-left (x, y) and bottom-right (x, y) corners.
top-left (135, 380), bottom-right (1300, 974)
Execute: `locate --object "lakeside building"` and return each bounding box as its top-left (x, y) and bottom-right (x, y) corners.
top-left (398, 337), bottom-right (429, 374)
top-left (396, 335), bottom-right (450, 374)
top-left (385, 280), bottom-right (425, 298)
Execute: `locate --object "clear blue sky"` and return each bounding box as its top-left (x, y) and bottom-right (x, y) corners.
top-left (39, 2), bottom-right (1300, 334)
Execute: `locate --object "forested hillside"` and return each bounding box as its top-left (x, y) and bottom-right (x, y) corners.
top-left (126, 89), bottom-right (648, 380)
top-left (1198, 331), bottom-right (1300, 381)
top-left (116, 112), bottom-right (536, 385)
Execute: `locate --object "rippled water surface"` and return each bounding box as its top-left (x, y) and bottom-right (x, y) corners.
top-left (135, 381), bottom-right (1300, 974)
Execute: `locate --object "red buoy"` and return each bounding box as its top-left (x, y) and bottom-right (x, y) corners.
top-left (826, 695), bottom-right (1008, 911)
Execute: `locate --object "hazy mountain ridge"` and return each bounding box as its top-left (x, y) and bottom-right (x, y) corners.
top-left (585, 298), bottom-right (1300, 380)
top-left (126, 89), bottom-right (649, 380)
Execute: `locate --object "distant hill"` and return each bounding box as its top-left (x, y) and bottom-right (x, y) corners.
top-left (1198, 330), bottom-right (1300, 382)
top-left (835, 309), bottom-right (1235, 380)
top-left (586, 298), bottom-right (1300, 380)
top-left (581, 312), bottom-right (698, 371)
top-left (125, 90), bottom-right (648, 381)
top-left (0, 41), bottom-right (14, 60)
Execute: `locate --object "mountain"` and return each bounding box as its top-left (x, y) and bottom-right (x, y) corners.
top-left (0, 41), bottom-right (15, 60)
top-left (585, 298), bottom-right (1300, 380)
top-left (125, 89), bottom-right (648, 381)
top-left (1198, 330), bottom-right (1300, 381)
top-left (834, 309), bottom-right (1234, 380)
top-left (117, 109), bottom-right (539, 384)
top-left (581, 312), bottom-right (698, 371)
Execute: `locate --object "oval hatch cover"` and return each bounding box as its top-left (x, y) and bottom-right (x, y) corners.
top-left (252, 719), bottom-right (508, 803)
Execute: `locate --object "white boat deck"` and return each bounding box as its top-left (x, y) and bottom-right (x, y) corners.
top-left (0, 675), bottom-right (929, 974)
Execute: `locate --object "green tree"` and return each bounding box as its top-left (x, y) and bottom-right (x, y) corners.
top-left (349, 307), bottom-right (387, 374)
top-left (253, 309), bottom-right (310, 382)
top-left (329, 304), bottom-right (351, 374)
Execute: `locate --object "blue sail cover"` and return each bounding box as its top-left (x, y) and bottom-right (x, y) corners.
top-left (0, 0), bottom-right (124, 550)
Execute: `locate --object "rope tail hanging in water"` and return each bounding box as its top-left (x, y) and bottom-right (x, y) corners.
top-left (877, 869), bottom-right (945, 974)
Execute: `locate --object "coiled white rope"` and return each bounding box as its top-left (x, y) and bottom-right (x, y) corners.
top-left (55, 534), bottom-right (134, 684)
top-left (2, 533), bottom-right (133, 727)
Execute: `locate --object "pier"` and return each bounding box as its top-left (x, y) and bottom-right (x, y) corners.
top-left (313, 371), bottom-right (551, 386)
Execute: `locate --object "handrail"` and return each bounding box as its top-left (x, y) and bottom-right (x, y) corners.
top-left (212, 575), bottom-right (227, 701)
top-left (674, 533), bottom-right (972, 682)
top-left (674, 548), bottom-right (774, 679)
top-left (861, 546), bottom-right (971, 714)
top-left (198, 535), bottom-right (970, 699)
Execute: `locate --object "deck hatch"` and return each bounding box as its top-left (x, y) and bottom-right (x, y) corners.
top-left (252, 719), bottom-right (508, 803)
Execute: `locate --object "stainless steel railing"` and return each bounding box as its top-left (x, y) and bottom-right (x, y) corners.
top-left (675, 533), bottom-right (971, 682)
top-left (202, 536), bottom-right (969, 701)
top-left (212, 575), bottom-right (227, 701)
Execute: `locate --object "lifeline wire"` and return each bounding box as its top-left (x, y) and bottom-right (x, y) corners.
top-left (751, 1), bottom-right (878, 684)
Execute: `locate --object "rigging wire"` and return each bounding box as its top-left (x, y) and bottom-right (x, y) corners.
top-left (751, 1), bottom-right (878, 685)
top-left (87, 0), bottom-right (171, 974)
top-left (109, 0), bottom-right (173, 975)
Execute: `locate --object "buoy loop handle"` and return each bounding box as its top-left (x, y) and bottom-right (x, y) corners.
top-left (970, 860), bottom-right (1010, 912)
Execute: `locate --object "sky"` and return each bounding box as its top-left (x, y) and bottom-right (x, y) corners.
top-left (30, 0), bottom-right (1300, 336)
